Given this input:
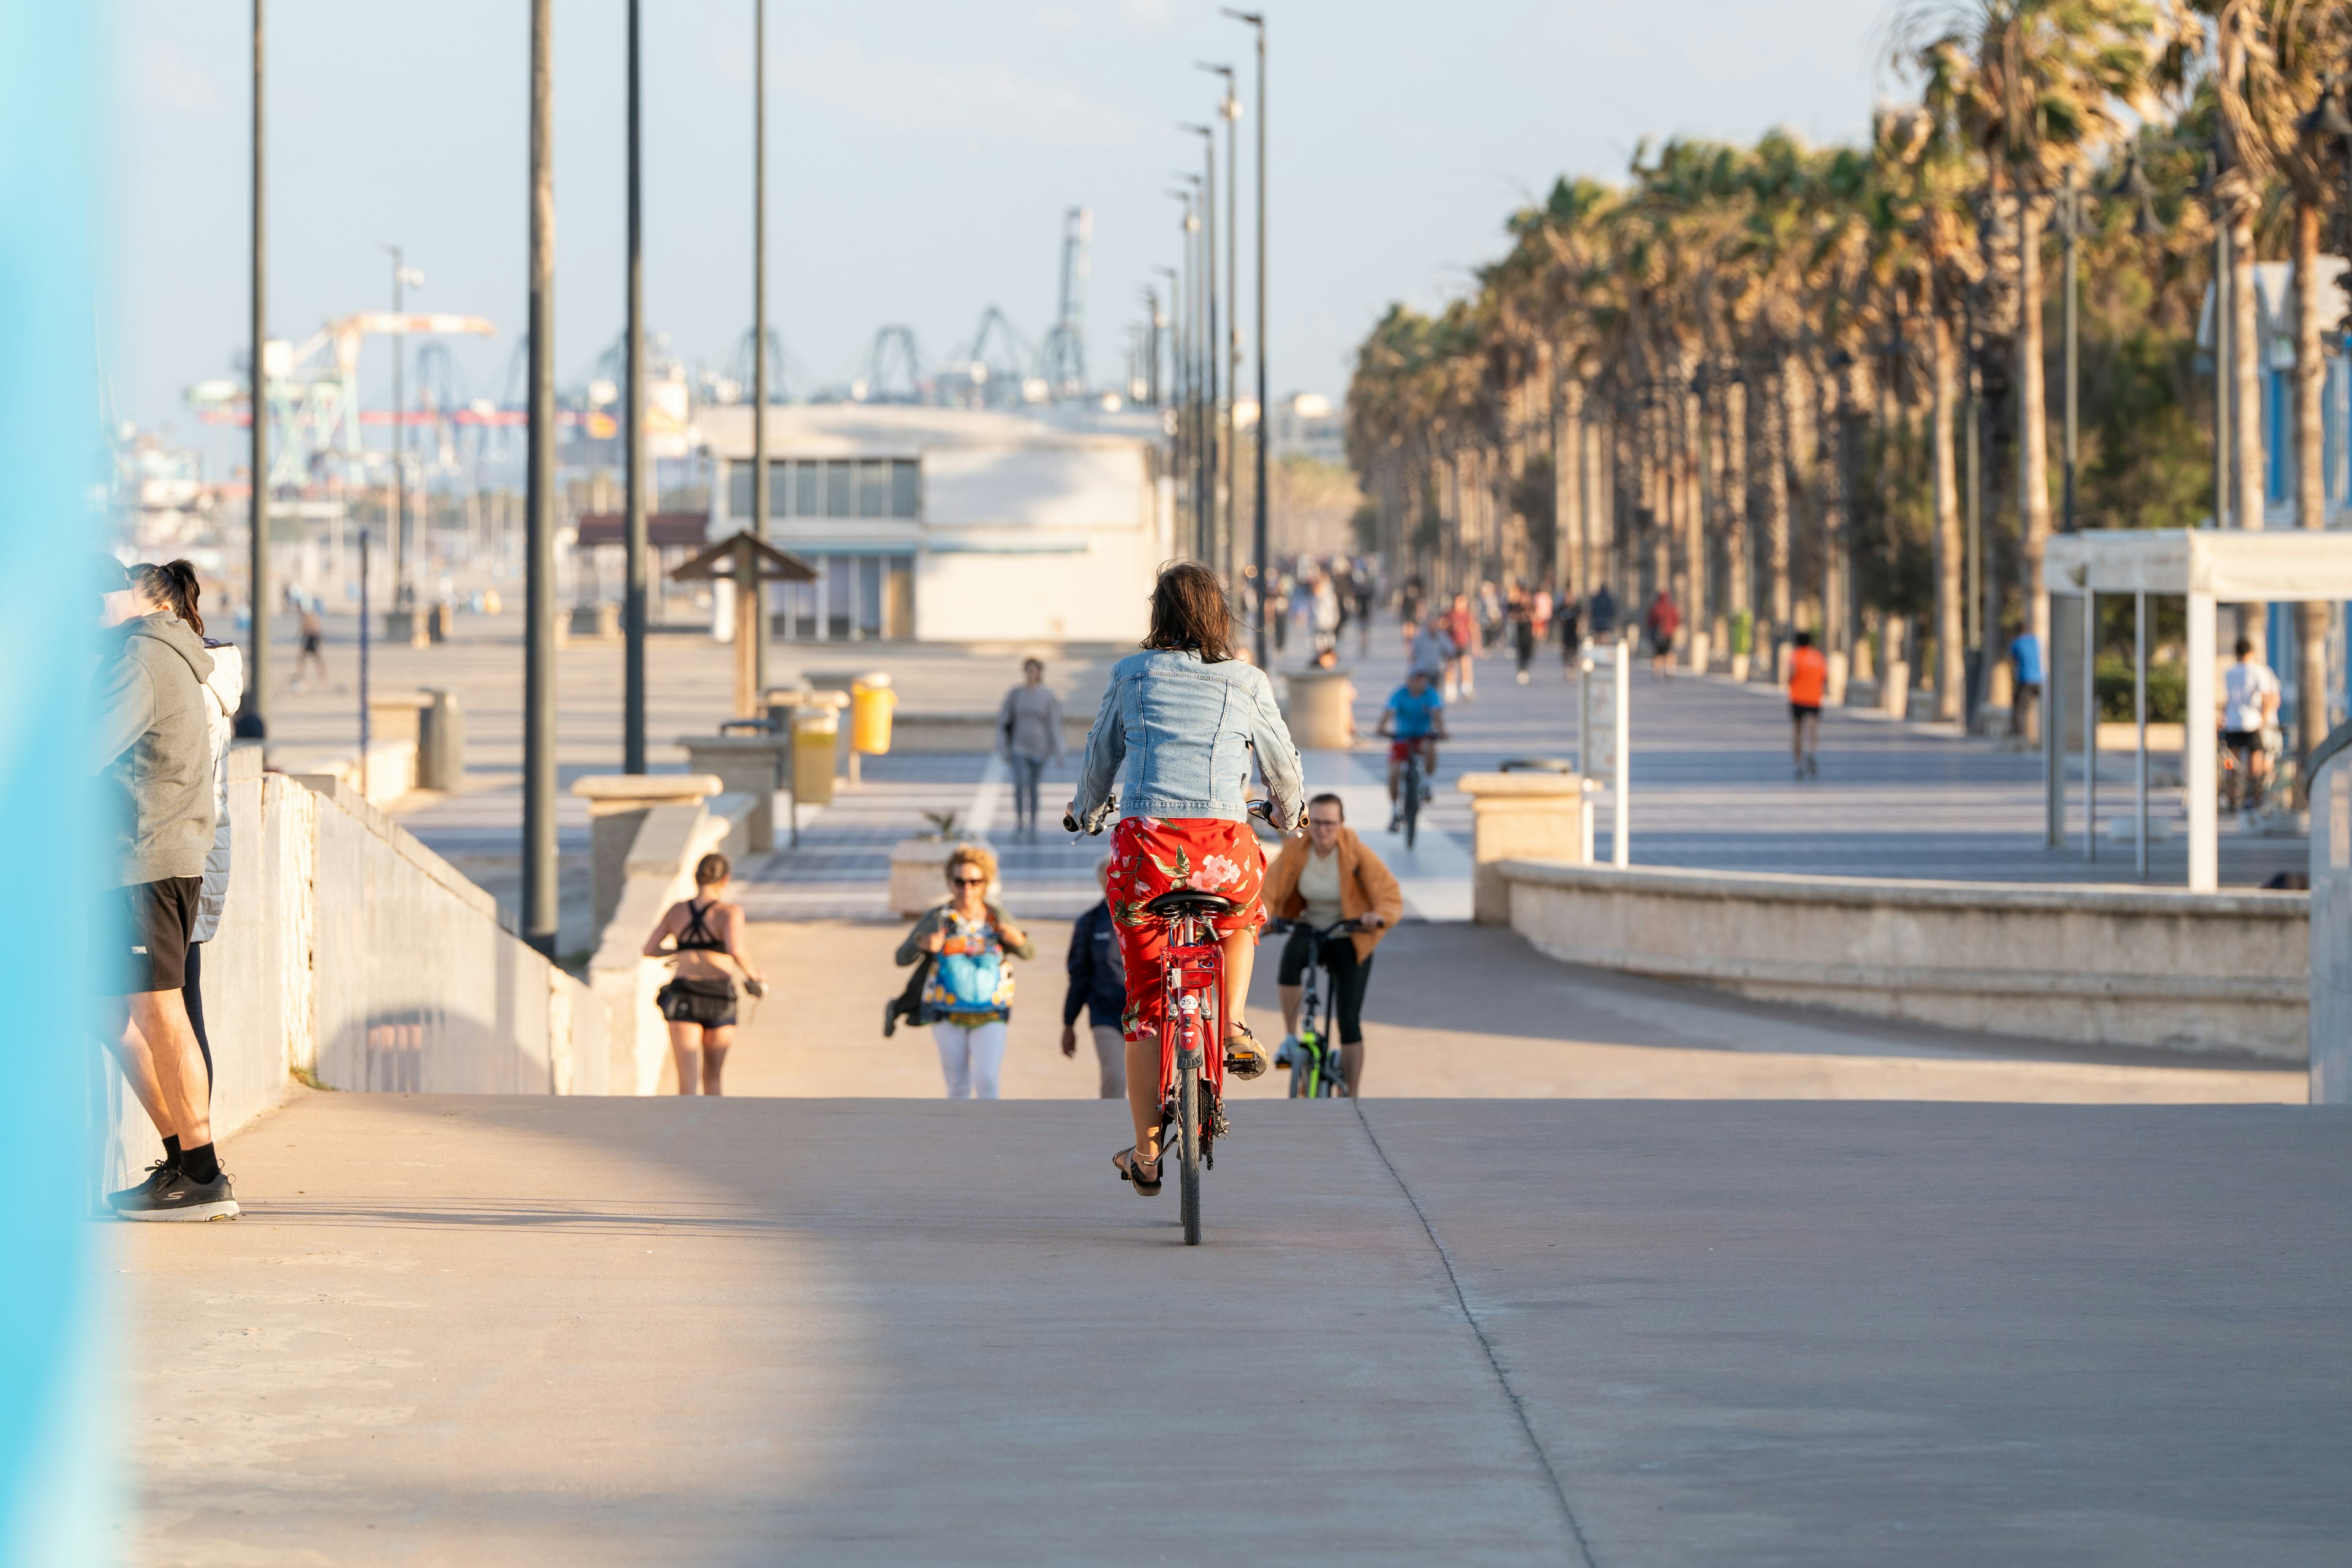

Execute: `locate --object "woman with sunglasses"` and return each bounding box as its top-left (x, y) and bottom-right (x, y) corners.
top-left (893, 842), bottom-right (1034, 1098)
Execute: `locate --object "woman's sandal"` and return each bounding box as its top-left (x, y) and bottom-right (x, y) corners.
top-left (1114, 1146), bottom-right (1164, 1196)
top-left (1223, 1022), bottom-right (1270, 1081)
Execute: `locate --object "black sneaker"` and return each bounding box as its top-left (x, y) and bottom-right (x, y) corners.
top-left (108, 1159), bottom-right (177, 1210)
top-left (115, 1167), bottom-right (239, 1223)
top-left (882, 997), bottom-right (900, 1038)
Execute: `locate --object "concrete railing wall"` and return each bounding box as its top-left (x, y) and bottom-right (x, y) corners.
top-left (1498, 859), bottom-right (2309, 1061)
top-left (586, 792), bottom-right (757, 1095)
top-left (886, 712), bottom-right (1093, 755)
top-left (98, 753), bottom-right (604, 1191)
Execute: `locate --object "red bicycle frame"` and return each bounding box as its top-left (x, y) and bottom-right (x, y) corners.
top-left (1158, 913), bottom-right (1228, 1108)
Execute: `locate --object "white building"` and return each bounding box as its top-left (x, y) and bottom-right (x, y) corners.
top-left (697, 404), bottom-right (1170, 643)
top-left (1265, 393), bottom-right (1346, 466)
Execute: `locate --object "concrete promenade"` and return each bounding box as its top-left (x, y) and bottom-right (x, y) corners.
top-left (127, 1093), bottom-right (2352, 1565)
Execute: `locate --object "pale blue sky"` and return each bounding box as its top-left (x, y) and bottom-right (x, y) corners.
top-left (114, 0), bottom-right (1899, 467)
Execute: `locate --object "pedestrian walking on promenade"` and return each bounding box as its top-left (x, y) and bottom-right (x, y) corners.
top-left (1645, 590), bottom-right (1680, 680)
top-left (1398, 575), bottom-right (1427, 652)
top-left (1060, 857), bottom-right (1128, 1098)
top-left (1444, 592), bottom-right (1478, 701)
top-left (2222, 637), bottom-right (2283, 811)
top-left (1510, 591), bottom-right (1536, 685)
top-left (896, 843), bottom-right (1034, 1099)
top-left (1588, 584), bottom-right (1619, 640)
top-left (997, 658), bottom-right (1065, 840)
top-left (643, 853), bottom-right (768, 1095)
top-left (2008, 626), bottom-right (2043, 742)
top-left (1350, 563), bottom-right (1376, 656)
top-left (293, 601), bottom-right (327, 691)
top-left (1558, 595), bottom-right (1582, 670)
top-left (1310, 570), bottom-right (1342, 655)
top-left (95, 557), bottom-right (237, 1222)
top-left (1787, 629), bottom-right (1826, 779)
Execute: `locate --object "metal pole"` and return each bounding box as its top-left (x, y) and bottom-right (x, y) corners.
top-left (1251, 20), bottom-right (1268, 658)
top-left (2215, 209), bottom-right (2232, 531)
top-left (2135, 589), bottom-right (2149, 880)
top-left (2045, 585), bottom-right (2062, 847)
top-left (359, 523), bottom-right (371, 800)
top-left (2063, 173), bottom-right (2079, 535)
top-left (523, 0), bottom-right (557, 956)
top-left (750, 0), bottom-right (769, 708)
top-left (2083, 588), bottom-right (2097, 861)
top-left (1223, 89), bottom-right (1238, 587)
top-left (249, 0), bottom-right (270, 738)
top-left (1612, 633), bottom-right (1630, 867)
top-left (623, 0), bottom-right (647, 772)
top-left (390, 247), bottom-right (406, 626)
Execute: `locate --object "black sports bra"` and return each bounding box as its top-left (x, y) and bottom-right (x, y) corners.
top-left (676, 899), bottom-right (728, 953)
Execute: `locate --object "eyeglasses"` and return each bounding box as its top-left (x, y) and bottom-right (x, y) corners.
top-left (953, 875), bottom-right (989, 885)
top-left (1308, 817), bottom-right (1343, 829)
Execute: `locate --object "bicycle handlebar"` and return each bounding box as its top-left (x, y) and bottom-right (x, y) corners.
top-left (1065, 796), bottom-right (1284, 837)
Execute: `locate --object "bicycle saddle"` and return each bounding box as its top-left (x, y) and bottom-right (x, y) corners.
top-left (1144, 889), bottom-right (1238, 919)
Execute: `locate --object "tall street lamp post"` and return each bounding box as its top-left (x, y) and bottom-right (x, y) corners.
top-left (749, 0), bottom-right (771, 710)
top-left (523, 0), bottom-right (558, 957)
top-left (380, 244), bottom-right (424, 641)
top-left (1197, 62), bottom-right (1239, 587)
top-left (1181, 123), bottom-right (1217, 570)
top-left (622, 0), bottom-right (647, 771)
top-left (1223, 8), bottom-right (1267, 666)
top-left (249, 0), bottom-right (270, 737)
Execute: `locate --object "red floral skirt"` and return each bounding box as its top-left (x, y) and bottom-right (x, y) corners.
top-left (1105, 816), bottom-right (1267, 1044)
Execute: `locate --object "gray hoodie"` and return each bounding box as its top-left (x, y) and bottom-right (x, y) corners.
top-left (91, 612), bottom-right (217, 888)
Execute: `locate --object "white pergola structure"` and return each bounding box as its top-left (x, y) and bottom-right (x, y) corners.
top-left (2043, 528), bottom-right (2352, 892)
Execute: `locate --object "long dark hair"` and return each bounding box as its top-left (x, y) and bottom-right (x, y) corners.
top-left (130, 559), bottom-right (204, 636)
top-left (1140, 560), bottom-right (1234, 663)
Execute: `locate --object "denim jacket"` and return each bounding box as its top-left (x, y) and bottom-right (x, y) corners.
top-left (1072, 648), bottom-right (1304, 831)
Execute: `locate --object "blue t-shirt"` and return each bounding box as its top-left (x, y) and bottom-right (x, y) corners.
top-left (2010, 633), bottom-right (2043, 687)
top-left (1387, 684), bottom-right (1444, 739)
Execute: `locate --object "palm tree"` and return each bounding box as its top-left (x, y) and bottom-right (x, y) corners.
top-left (2223, 0), bottom-right (2352, 774)
top-left (1904, 0), bottom-right (2177, 671)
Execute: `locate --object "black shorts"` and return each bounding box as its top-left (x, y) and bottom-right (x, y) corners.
top-left (1790, 702), bottom-right (1820, 720)
top-left (107, 876), bottom-right (200, 995)
top-left (2223, 729), bottom-right (2263, 752)
top-left (657, 975), bottom-right (737, 1029)
top-left (300, 633), bottom-right (322, 654)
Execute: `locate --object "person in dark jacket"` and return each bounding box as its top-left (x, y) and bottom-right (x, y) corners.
top-left (1058, 858), bottom-right (1128, 1097)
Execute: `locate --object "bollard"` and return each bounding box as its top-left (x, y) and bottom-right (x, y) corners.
top-left (417, 688), bottom-right (466, 791)
top-left (1282, 667), bottom-right (1357, 750)
top-left (1455, 771), bottom-right (1591, 925)
top-left (677, 733), bottom-right (787, 852)
top-left (571, 774), bottom-right (725, 935)
top-left (793, 706), bottom-right (839, 806)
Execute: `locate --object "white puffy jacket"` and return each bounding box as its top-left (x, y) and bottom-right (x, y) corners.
top-left (192, 643), bottom-right (244, 944)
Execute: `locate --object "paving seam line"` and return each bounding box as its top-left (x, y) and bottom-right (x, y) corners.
top-left (1351, 1100), bottom-right (1599, 1568)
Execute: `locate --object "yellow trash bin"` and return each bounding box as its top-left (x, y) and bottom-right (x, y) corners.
top-left (851, 673), bottom-right (896, 755)
top-left (792, 706), bottom-right (838, 806)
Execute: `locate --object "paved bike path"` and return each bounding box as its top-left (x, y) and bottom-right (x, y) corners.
top-left (125, 1094), bottom-right (2351, 1564)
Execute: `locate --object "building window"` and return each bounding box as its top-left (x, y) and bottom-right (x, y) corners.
top-left (728, 458), bottom-right (921, 519)
top-left (769, 552), bottom-right (911, 641)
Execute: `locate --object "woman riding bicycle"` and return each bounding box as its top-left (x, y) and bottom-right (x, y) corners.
top-left (1068, 561), bottom-right (1304, 1194)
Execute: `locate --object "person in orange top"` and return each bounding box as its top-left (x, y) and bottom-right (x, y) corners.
top-left (1262, 794), bottom-right (1404, 1095)
top-left (1787, 628), bottom-right (1827, 778)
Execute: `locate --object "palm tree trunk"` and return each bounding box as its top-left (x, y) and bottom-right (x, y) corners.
top-left (2016, 195), bottom-right (2052, 662)
top-left (2293, 198), bottom-right (2331, 783)
top-left (1724, 376), bottom-right (1751, 628)
top-left (2231, 198), bottom-right (2268, 669)
top-left (1557, 374), bottom-right (1584, 603)
top-left (1932, 304), bottom-right (1964, 722)
top-left (1682, 382), bottom-right (1706, 657)
top-left (1767, 361), bottom-right (1794, 638)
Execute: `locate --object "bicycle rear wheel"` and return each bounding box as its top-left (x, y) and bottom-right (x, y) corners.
top-left (1177, 1057), bottom-right (1203, 1245)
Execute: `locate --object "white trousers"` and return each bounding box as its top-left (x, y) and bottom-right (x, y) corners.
top-left (934, 1019), bottom-right (1008, 1099)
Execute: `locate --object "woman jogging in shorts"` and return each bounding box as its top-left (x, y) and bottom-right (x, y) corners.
top-left (643, 853), bottom-right (767, 1095)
